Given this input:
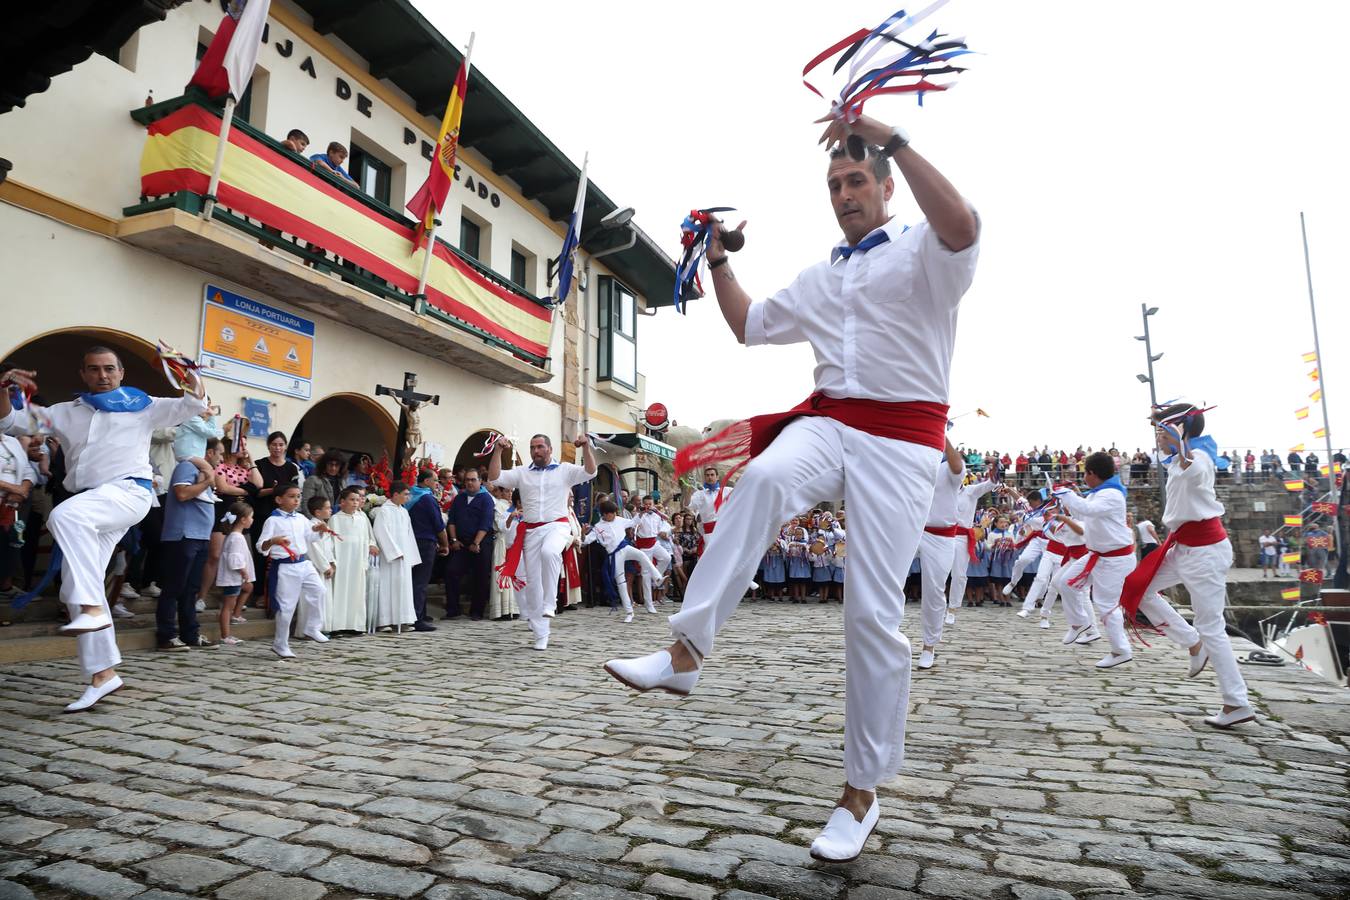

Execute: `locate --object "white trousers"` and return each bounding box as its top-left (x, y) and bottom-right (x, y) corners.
top-left (1049, 556), bottom-right (1093, 629)
top-left (47, 482), bottom-right (152, 678)
top-left (1140, 539), bottom-right (1248, 707)
top-left (668, 416), bottom-right (940, 789)
top-left (916, 531), bottom-right (956, 648)
top-left (1060, 553), bottom-right (1136, 656)
top-left (519, 522), bottom-right (573, 637)
top-left (273, 561), bottom-right (326, 653)
top-left (638, 544), bottom-right (672, 604)
top-left (613, 545), bottom-right (662, 612)
top-left (947, 537), bottom-right (971, 609)
top-left (1022, 551), bottom-right (1061, 614)
top-left (1009, 543), bottom-right (1043, 586)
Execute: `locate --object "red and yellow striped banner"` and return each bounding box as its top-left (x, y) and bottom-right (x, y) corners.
top-left (1281, 552), bottom-right (1300, 564)
top-left (1295, 407), bottom-right (1309, 420)
top-left (138, 104), bottom-right (551, 360)
top-left (1284, 515), bottom-right (1304, 527)
top-left (1313, 427), bottom-right (1327, 440)
top-left (1290, 443), bottom-right (1305, 453)
top-left (1281, 586), bottom-right (1300, 600)
top-left (1284, 479), bottom-right (1305, 491)
top-left (1302, 351), bottom-right (1318, 363)
top-left (1310, 389), bottom-right (1322, 402)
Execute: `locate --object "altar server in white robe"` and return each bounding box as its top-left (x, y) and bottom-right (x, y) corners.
top-left (488, 485), bottom-right (518, 620)
top-left (373, 481), bottom-right (420, 630)
top-left (296, 494), bottom-right (336, 637)
top-left (326, 485), bottom-right (375, 633)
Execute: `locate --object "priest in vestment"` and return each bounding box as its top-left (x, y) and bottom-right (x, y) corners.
top-left (373, 482), bottom-right (420, 630)
top-left (326, 486), bottom-right (375, 633)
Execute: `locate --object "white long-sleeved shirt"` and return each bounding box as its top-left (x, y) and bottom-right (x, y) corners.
top-left (925, 462), bottom-right (965, 528)
top-left (634, 509), bottom-right (667, 539)
top-left (584, 516), bottom-right (635, 554)
top-left (256, 509), bottom-right (315, 561)
top-left (688, 485), bottom-right (731, 527)
top-left (493, 461), bottom-right (593, 523)
top-left (1060, 487), bottom-right (1133, 551)
top-left (0, 435), bottom-right (37, 491)
top-left (3, 393), bottom-right (206, 493)
top-left (1161, 452), bottom-right (1225, 531)
top-left (955, 479), bottom-right (997, 528)
top-left (743, 214), bottom-right (980, 403)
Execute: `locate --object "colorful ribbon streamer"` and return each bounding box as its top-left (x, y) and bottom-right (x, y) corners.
top-left (673, 207), bottom-right (735, 313)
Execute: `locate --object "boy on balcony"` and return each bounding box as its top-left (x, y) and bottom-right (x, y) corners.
top-left (311, 141), bottom-right (355, 184)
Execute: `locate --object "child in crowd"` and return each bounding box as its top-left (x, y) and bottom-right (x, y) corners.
top-left (296, 495), bottom-right (336, 638)
top-left (216, 501), bottom-right (254, 645)
top-left (784, 520), bottom-right (811, 603)
top-left (986, 514), bottom-right (1016, 605)
top-left (762, 542), bottom-right (786, 600)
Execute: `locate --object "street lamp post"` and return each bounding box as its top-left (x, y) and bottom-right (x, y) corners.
top-left (1135, 304), bottom-right (1167, 518)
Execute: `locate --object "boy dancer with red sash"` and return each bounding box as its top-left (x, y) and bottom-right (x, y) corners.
top-left (915, 439), bottom-right (965, 669)
top-left (1119, 403), bottom-right (1254, 728)
top-left (604, 112), bottom-right (979, 862)
top-left (687, 466), bottom-right (730, 556)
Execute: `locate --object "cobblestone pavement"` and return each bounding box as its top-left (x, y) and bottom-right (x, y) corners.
top-left (1, 601), bottom-right (1348, 900)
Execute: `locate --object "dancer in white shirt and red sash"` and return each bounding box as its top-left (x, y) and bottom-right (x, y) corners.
top-left (948, 472), bottom-right (996, 625)
top-left (1119, 403), bottom-right (1254, 729)
top-left (488, 434), bottom-right (595, 650)
top-left (914, 439), bottom-right (965, 670)
top-left (686, 466), bottom-right (731, 556)
top-left (0, 348), bottom-right (207, 711)
top-left (605, 113), bottom-right (979, 862)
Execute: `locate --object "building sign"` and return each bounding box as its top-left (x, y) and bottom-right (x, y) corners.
top-left (199, 284), bottom-right (315, 400)
top-left (243, 398), bottom-right (271, 438)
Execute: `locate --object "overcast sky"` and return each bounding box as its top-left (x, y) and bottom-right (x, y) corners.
top-left (418, 0), bottom-right (1349, 457)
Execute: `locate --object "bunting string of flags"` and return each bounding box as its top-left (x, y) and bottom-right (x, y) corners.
top-left (1281, 586), bottom-right (1301, 600)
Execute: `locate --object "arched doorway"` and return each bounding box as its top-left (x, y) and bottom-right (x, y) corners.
top-left (293, 393), bottom-right (397, 464)
top-left (453, 428), bottom-right (520, 477)
top-left (2, 327), bottom-right (173, 400)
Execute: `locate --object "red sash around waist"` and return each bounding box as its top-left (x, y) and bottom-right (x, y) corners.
top-left (956, 525), bottom-right (978, 562)
top-left (1066, 544), bottom-right (1133, 589)
top-left (924, 524), bottom-right (959, 538)
top-left (1065, 544), bottom-right (1089, 560)
top-left (495, 517), bottom-right (569, 590)
top-left (1118, 517), bottom-right (1227, 620)
top-left (674, 393), bottom-right (948, 495)
top-left (1045, 540), bottom-right (1068, 557)
top-left (634, 536), bottom-right (658, 550)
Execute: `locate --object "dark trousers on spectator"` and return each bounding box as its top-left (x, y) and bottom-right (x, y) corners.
top-left (0, 522), bottom-right (18, 588)
top-left (445, 539), bottom-right (494, 619)
top-left (156, 538), bottom-right (207, 646)
top-left (19, 507), bottom-right (42, 589)
top-left (132, 501), bottom-right (165, 590)
top-left (411, 538), bottom-right (437, 623)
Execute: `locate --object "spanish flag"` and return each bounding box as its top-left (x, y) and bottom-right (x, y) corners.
top-left (1281, 586), bottom-right (1300, 600)
top-left (1313, 427), bottom-right (1328, 440)
top-left (1310, 389), bottom-right (1322, 402)
top-left (1284, 479), bottom-right (1305, 491)
top-left (1295, 407), bottom-right (1310, 420)
top-left (1291, 443), bottom-right (1305, 453)
top-left (1303, 351), bottom-right (1318, 363)
top-left (407, 53), bottom-right (471, 251)
top-left (1310, 367), bottom-right (1320, 381)
top-left (1284, 515), bottom-right (1304, 527)
top-left (1282, 552), bottom-right (1300, 564)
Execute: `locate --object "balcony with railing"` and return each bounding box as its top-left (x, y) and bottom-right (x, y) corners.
top-left (120, 93), bottom-right (554, 384)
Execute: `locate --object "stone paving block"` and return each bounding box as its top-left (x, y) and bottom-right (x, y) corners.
top-left (223, 835), bottom-right (332, 873)
top-left (425, 882), bottom-right (528, 900)
top-left (217, 809), bottom-right (307, 838)
top-left (845, 886), bottom-right (923, 900)
top-left (295, 823), bottom-right (432, 864)
top-left (537, 802), bottom-right (623, 832)
top-left (507, 853), bottom-right (644, 889)
top-left (436, 809), bottom-right (551, 847)
top-left (549, 882), bottom-right (649, 900)
top-left (309, 853), bottom-right (435, 897)
top-left (435, 860), bottom-right (561, 895)
top-left (34, 828), bottom-right (165, 865)
top-left (136, 853), bottom-right (249, 892)
top-left (706, 834), bottom-right (811, 867)
top-left (733, 860), bottom-right (847, 900)
top-left (615, 818), bottom-right (708, 847)
top-left (991, 854), bottom-right (1132, 890)
top-left (25, 860), bottom-right (145, 900)
top-left (215, 871), bottom-right (330, 900)
top-left (917, 866), bottom-right (1015, 899)
top-left (147, 821), bottom-right (244, 849)
top-left (0, 880), bottom-right (36, 900)
top-left (539, 829), bottom-right (630, 861)
top-left (620, 843), bottom-right (739, 880)
top-left (640, 873), bottom-right (716, 900)
top-left (363, 815), bottom-right (460, 849)
top-left (356, 794), bottom-right (459, 824)
top-left (0, 815), bottom-right (63, 846)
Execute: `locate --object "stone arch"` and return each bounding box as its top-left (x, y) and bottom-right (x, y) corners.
top-left (292, 392), bottom-right (398, 463)
top-left (2, 326), bottom-right (172, 399)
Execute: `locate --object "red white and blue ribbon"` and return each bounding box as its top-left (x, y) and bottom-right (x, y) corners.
top-left (674, 207), bottom-right (735, 313)
top-left (157, 339), bottom-right (200, 392)
top-left (474, 431), bottom-right (505, 458)
top-left (804, 1), bottom-right (973, 124)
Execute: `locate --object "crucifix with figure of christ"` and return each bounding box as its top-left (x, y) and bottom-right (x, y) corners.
top-left (375, 372), bottom-right (439, 474)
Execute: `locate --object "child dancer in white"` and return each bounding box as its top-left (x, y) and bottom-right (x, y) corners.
top-left (1119, 403), bottom-right (1255, 728)
top-left (1003, 491), bottom-right (1051, 598)
top-left (256, 484), bottom-right (328, 658)
top-left (915, 440), bottom-right (964, 669)
top-left (584, 499), bottom-right (665, 622)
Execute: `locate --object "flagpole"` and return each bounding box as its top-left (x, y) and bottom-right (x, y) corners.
top-left (1300, 211), bottom-right (1340, 585)
top-left (201, 97), bottom-right (236, 221)
top-left (415, 32), bottom-right (474, 309)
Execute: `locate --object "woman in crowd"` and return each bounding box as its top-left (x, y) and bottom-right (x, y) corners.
top-left (201, 422), bottom-right (262, 612)
top-left (673, 511), bottom-right (700, 595)
top-left (346, 452), bottom-right (373, 488)
top-left (302, 450), bottom-right (347, 509)
top-left (784, 519), bottom-right (811, 604)
top-left (966, 509), bottom-right (992, 606)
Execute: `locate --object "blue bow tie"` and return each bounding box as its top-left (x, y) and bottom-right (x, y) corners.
top-left (834, 230), bottom-right (891, 261)
top-left (530, 463), bottom-right (559, 471)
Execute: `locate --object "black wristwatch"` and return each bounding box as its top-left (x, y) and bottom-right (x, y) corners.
top-left (708, 255), bottom-right (729, 270)
top-left (882, 126), bottom-right (911, 156)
